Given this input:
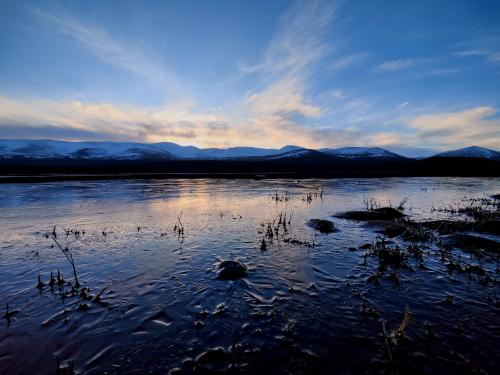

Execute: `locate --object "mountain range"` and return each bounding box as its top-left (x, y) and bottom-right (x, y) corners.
top-left (1, 139), bottom-right (498, 161)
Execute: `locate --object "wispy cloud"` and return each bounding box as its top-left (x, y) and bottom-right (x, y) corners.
top-left (378, 59), bottom-right (418, 71)
top-left (235, 0), bottom-right (335, 143)
top-left (406, 106), bottom-right (500, 149)
top-left (244, 77), bottom-right (321, 118)
top-left (30, 8), bottom-right (185, 96)
top-left (455, 49), bottom-right (500, 65)
top-left (429, 68), bottom-right (462, 76)
top-left (242, 0), bottom-right (335, 76)
top-left (329, 52), bottom-right (369, 72)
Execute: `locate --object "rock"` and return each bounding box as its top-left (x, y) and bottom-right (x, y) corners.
top-left (335, 207), bottom-right (405, 221)
top-left (491, 194), bottom-right (500, 200)
top-left (217, 260), bottom-right (246, 280)
top-left (307, 219), bottom-right (337, 233)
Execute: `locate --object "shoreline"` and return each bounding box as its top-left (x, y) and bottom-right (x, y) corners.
top-left (1, 171), bottom-right (499, 183)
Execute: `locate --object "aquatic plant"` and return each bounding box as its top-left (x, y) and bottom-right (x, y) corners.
top-left (397, 195), bottom-right (410, 211)
top-left (174, 212), bottom-right (184, 237)
top-left (381, 306), bottom-right (412, 362)
top-left (260, 238), bottom-right (267, 251)
top-left (362, 195), bottom-right (380, 211)
top-left (3, 302), bottom-right (18, 321)
top-left (51, 235), bottom-right (80, 287)
top-left (36, 273), bottom-right (44, 289)
top-left (269, 188), bottom-right (291, 203)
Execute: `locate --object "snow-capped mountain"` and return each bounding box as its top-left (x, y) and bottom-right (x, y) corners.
top-left (0, 140), bottom-right (174, 160)
top-left (432, 146), bottom-right (500, 160)
top-left (0, 139), bottom-right (303, 160)
top-left (267, 148), bottom-right (323, 160)
top-left (1, 140), bottom-right (498, 161)
top-left (320, 147), bottom-right (405, 159)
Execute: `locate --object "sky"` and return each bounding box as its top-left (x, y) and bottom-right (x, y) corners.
top-left (0, 0), bottom-right (499, 156)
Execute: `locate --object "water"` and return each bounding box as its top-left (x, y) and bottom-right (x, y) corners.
top-left (0, 177), bottom-right (498, 374)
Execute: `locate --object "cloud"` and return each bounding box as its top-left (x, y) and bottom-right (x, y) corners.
top-left (378, 59), bottom-right (418, 71)
top-left (0, 95), bottom-right (224, 144)
top-left (0, 93), bottom-right (391, 149)
top-left (244, 77), bottom-right (321, 118)
top-left (397, 102), bottom-right (409, 108)
top-left (318, 89), bottom-right (345, 100)
top-left (29, 8), bottom-right (185, 96)
top-left (329, 53), bottom-right (369, 72)
top-left (1, 95), bottom-right (499, 151)
top-left (455, 49), bottom-right (500, 65)
top-left (234, 0), bottom-right (334, 144)
top-left (406, 106), bottom-right (500, 149)
top-left (429, 68), bottom-right (462, 76)
top-left (242, 0), bottom-right (335, 76)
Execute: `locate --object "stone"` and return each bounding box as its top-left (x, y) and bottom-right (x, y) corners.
top-left (307, 219), bottom-right (337, 233)
top-left (217, 260), bottom-right (247, 280)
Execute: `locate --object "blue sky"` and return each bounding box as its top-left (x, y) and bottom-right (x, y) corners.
top-left (0, 0), bottom-right (499, 155)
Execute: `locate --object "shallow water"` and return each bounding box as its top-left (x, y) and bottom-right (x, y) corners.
top-left (0, 177), bottom-right (499, 374)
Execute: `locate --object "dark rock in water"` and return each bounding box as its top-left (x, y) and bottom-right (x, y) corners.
top-left (335, 207), bottom-right (405, 221)
top-left (492, 193), bottom-right (500, 200)
top-left (442, 234), bottom-right (499, 252)
top-left (217, 260), bottom-right (247, 280)
top-left (307, 219), bottom-right (337, 233)
top-left (363, 220), bottom-right (407, 238)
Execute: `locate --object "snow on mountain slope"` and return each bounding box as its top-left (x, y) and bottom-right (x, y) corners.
top-left (0, 140), bottom-right (174, 159)
top-left (193, 145), bottom-right (301, 159)
top-left (0, 140), bottom-right (304, 160)
top-left (320, 147), bottom-right (404, 158)
top-left (267, 149), bottom-right (333, 160)
top-left (432, 146), bottom-right (500, 160)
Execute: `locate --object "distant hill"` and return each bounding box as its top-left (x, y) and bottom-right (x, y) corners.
top-left (320, 147), bottom-right (406, 159)
top-left (1, 139), bottom-right (498, 162)
top-left (432, 146), bottom-right (500, 160)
